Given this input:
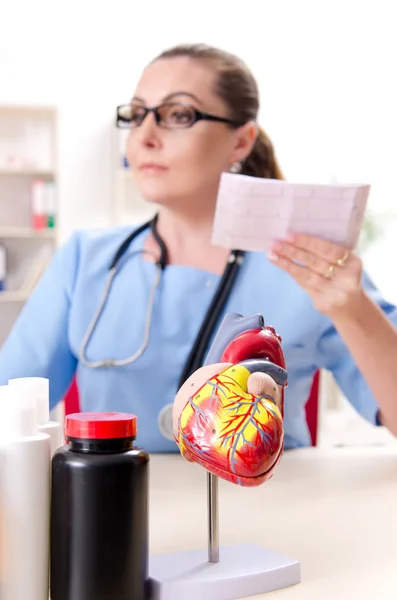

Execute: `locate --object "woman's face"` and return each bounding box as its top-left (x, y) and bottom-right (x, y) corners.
top-left (126, 56), bottom-right (256, 211)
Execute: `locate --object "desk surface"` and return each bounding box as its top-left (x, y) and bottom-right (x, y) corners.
top-left (148, 446), bottom-right (397, 599)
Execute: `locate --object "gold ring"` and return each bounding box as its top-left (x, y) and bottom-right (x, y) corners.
top-left (336, 250), bottom-right (349, 267)
top-left (325, 264), bottom-right (335, 279)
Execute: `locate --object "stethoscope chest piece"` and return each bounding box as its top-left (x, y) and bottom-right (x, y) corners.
top-left (157, 403), bottom-right (174, 441)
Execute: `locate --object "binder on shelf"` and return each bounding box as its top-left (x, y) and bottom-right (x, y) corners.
top-left (31, 179), bottom-right (47, 229)
top-left (30, 179), bottom-right (57, 230)
top-left (46, 181), bottom-right (57, 229)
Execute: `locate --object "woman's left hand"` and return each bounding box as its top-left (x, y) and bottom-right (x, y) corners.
top-left (267, 232), bottom-right (366, 320)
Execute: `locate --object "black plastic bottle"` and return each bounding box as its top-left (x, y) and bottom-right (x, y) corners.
top-left (50, 412), bottom-right (149, 600)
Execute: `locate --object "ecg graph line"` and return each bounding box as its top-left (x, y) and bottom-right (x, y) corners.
top-left (213, 176), bottom-right (369, 251)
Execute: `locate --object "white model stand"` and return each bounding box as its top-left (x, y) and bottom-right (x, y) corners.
top-left (148, 472), bottom-right (301, 600)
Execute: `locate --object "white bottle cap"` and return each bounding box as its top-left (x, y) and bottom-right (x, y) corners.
top-left (1, 385), bottom-right (38, 439)
top-left (8, 377), bottom-right (50, 425)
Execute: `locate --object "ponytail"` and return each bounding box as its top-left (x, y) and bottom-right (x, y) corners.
top-left (242, 127), bottom-right (284, 180)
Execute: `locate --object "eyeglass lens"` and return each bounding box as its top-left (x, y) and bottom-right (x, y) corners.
top-left (118, 103), bottom-right (198, 129)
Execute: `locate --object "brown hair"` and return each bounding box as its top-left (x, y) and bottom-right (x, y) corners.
top-left (152, 43), bottom-right (284, 180)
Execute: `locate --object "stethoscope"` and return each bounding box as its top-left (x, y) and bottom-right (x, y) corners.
top-left (78, 213), bottom-right (245, 391)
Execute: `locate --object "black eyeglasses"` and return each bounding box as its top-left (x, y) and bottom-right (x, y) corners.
top-left (116, 102), bottom-right (245, 130)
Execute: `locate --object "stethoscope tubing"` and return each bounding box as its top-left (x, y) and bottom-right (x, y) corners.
top-left (78, 214), bottom-right (245, 381)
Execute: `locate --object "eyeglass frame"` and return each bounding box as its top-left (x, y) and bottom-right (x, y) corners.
top-left (115, 102), bottom-right (246, 130)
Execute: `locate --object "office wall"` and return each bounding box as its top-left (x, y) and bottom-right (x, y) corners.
top-left (1, 0), bottom-right (396, 298)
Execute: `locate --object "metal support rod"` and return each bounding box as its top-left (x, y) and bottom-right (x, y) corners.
top-left (207, 472), bottom-right (219, 563)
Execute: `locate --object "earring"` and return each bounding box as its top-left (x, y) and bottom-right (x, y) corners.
top-left (230, 162), bottom-right (241, 174)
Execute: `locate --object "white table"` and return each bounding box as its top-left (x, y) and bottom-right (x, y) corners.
top-left (148, 445), bottom-right (397, 599)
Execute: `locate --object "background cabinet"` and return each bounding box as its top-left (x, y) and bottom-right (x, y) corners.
top-left (0, 105), bottom-right (58, 347)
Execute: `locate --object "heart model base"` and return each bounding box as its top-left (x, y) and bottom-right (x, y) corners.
top-left (174, 320), bottom-right (288, 487)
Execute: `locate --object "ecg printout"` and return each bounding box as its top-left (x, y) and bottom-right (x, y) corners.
top-left (212, 173), bottom-right (370, 252)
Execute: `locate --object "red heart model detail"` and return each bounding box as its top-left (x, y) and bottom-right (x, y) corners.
top-left (221, 326), bottom-right (287, 419)
top-left (221, 326), bottom-right (286, 368)
top-left (174, 324), bottom-right (287, 486)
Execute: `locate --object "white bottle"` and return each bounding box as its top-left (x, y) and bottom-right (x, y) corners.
top-left (8, 377), bottom-right (63, 456)
top-left (0, 384), bottom-right (51, 600)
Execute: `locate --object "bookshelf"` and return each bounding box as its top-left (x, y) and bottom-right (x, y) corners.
top-left (0, 104), bottom-right (58, 347)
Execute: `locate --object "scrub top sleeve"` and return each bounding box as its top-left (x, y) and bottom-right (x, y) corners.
top-left (0, 232), bottom-right (81, 409)
top-left (315, 270), bottom-right (397, 426)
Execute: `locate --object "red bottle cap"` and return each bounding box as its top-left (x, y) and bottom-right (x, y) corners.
top-left (65, 412), bottom-right (137, 440)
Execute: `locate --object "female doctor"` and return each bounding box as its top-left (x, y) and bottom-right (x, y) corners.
top-left (1, 43), bottom-right (397, 452)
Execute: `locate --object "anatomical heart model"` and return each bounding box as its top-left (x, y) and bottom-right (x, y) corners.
top-left (173, 312), bottom-right (288, 487)
top-left (150, 315), bottom-right (300, 599)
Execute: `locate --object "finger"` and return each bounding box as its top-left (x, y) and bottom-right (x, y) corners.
top-left (270, 240), bottom-right (332, 277)
top-left (267, 251), bottom-right (328, 291)
top-left (284, 232), bottom-right (351, 264)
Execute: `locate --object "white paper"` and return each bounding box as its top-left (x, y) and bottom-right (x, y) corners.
top-left (212, 173), bottom-right (370, 252)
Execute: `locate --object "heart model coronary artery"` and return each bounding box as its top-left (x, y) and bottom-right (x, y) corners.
top-left (176, 362), bottom-right (284, 487)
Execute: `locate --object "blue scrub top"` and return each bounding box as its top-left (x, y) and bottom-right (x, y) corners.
top-left (0, 225), bottom-right (395, 451)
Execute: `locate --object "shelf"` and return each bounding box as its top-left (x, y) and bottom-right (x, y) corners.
top-left (0, 290), bottom-right (29, 303)
top-left (0, 104), bottom-right (56, 117)
top-left (0, 168), bottom-right (55, 179)
top-left (0, 227), bottom-right (57, 240)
